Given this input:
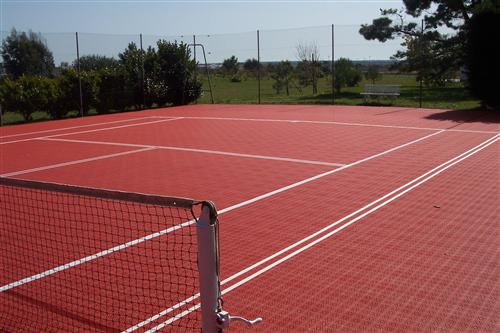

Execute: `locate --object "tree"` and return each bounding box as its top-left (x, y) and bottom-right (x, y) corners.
top-left (243, 58), bottom-right (261, 77)
top-left (74, 55), bottom-right (119, 72)
top-left (464, 8), bottom-right (500, 108)
top-left (95, 67), bottom-right (130, 113)
top-left (154, 40), bottom-right (201, 105)
top-left (269, 61), bottom-right (295, 95)
top-left (333, 58), bottom-right (362, 93)
top-left (365, 65), bottom-right (381, 84)
top-left (0, 75), bottom-right (55, 121)
top-left (119, 43), bottom-right (145, 108)
top-left (1, 29), bottom-right (55, 78)
top-left (359, 1), bottom-right (486, 87)
top-left (295, 42), bottom-right (322, 94)
top-left (221, 56), bottom-right (239, 78)
top-left (57, 68), bottom-right (99, 116)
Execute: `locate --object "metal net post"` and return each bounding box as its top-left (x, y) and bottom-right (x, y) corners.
top-left (196, 201), bottom-right (221, 333)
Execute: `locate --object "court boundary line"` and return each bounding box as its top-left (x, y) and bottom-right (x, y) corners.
top-left (0, 130), bottom-right (443, 293)
top-left (0, 118), bottom-right (182, 145)
top-left (150, 115), bottom-right (500, 134)
top-left (138, 133), bottom-right (500, 333)
top-left (0, 116), bottom-right (157, 139)
top-left (0, 147), bottom-right (156, 178)
top-left (39, 137), bottom-right (346, 167)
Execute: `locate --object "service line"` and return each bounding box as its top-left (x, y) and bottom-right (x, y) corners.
top-left (0, 117), bottom-right (181, 145)
top-left (41, 137), bottom-right (346, 167)
top-left (0, 116), bottom-right (156, 140)
top-left (0, 147), bottom-right (156, 178)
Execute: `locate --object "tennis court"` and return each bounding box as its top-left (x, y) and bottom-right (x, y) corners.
top-left (1, 104), bottom-right (498, 332)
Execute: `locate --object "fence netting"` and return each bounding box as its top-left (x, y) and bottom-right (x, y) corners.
top-left (0, 24), bottom-right (473, 125)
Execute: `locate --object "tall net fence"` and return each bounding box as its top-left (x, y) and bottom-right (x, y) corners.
top-left (0, 177), bottom-right (217, 332)
top-left (0, 24), bottom-right (474, 125)
top-left (197, 31), bottom-right (258, 104)
top-left (260, 25), bottom-right (333, 104)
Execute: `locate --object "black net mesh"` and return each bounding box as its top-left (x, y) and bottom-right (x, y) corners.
top-left (0, 178), bottom-right (202, 332)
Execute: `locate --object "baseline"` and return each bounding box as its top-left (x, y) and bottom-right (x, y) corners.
top-left (150, 115), bottom-right (499, 134)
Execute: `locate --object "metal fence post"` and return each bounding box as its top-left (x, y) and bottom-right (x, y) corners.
top-left (193, 34), bottom-right (197, 78)
top-left (75, 32), bottom-right (83, 118)
top-left (419, 19), bottom-right (424, 108)
top-left (140, 33), bottom-right (145, 108)
top-left (257, 30), bottom-right (261, 104)
top-left (331, 24), bottom-right (335, 105)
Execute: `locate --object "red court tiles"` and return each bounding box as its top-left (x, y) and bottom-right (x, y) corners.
top-left (0, 104), bottom-right (498, 332)
top-left (222, 141), bottom-right (499, 333)
top-left (57, 117), bottom-right (434, 164)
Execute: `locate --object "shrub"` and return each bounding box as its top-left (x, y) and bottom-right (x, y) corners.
top-left (95, 68), bottom-right (131, 114)
top-left (154, 40), bottom-right (202, 106)
top-left (57, 69), bottom-right (99, 116)
top-left (0, 75), bottom-right (56, 121)
top-left (230, 74), bottom-right (242, 83)
top-left (333, 58), bottom-right (362, 93)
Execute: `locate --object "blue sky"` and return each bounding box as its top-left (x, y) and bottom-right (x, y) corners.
top-left (1, 1), bottom-right (406, 63)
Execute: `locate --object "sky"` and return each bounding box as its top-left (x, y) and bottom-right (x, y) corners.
top-left (1, 0), bottom-right (407, 63)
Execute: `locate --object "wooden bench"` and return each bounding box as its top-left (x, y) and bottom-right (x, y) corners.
top-left (360, 84), bottom-right (400, 103)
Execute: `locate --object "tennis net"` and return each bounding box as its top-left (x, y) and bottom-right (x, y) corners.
top-left (0, 177), bottom-right (220, 332)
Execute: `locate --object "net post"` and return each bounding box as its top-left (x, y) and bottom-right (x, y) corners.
top-left (196, 201), bottom-right (221, 333)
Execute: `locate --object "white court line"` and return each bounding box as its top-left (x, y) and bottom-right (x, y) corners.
top-left (0, 118), bottom-right (181, 145)
top-left (0, 147), bottom-right (156, 178)
top-left (0, 129), bottom-right (443, 294)
top-left (150, 115), bottom-right (500, 134)
top-left (0, 116), bottom-right (156, 139)
top-left (40, 137), bottom-right (346, 167)
top-left (141, 134), bottom-right (500, 332)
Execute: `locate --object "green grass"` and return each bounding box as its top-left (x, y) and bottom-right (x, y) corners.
top-left (198, 74), bottom-right (480, 110)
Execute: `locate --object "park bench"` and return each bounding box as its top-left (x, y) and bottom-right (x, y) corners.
top-left (360, 84), bottom-right (400, 103)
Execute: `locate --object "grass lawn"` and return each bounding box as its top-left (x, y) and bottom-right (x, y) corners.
top-left (198, 73), bottom-right (480, 110)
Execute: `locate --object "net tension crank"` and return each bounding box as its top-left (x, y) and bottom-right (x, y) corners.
top-left (216, 310), bottom-right (262, 329)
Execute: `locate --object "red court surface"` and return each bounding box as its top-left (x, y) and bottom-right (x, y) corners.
top-left (0, 104), bottom-right (498, 332)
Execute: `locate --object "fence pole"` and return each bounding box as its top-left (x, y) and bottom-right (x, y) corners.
top-left (0, 104), bottom-right (3, 127)
top-left (75, 32), bottom-right (83, 118)
top-left (419, 19), bottom-right (424, 108)
top-left (331, 24), bottom-right (335, 105)
top-left (257, 29), bottom-right (261, 104)
top-left (193, 35), bottom-right (196, 67)
top-left (140, 33), bottom-right (145, 107)
top-left (312, 53), bottom-right (316, 95)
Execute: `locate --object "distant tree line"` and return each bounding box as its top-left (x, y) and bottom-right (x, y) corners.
top-left (218, 42), bottom-right (369, 97)
top-left (0, 29), bottom-right (201, 121)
